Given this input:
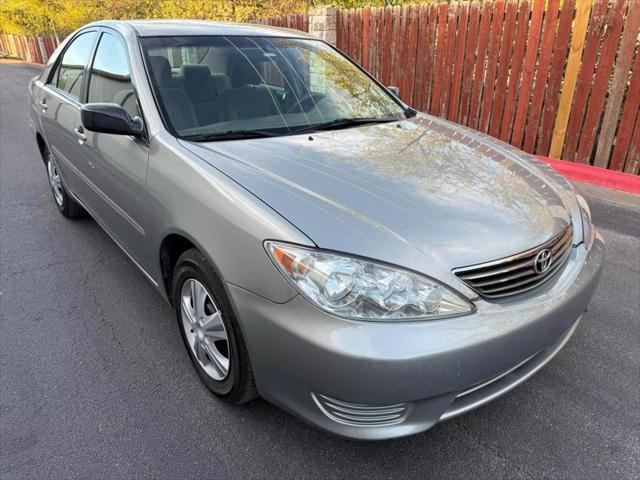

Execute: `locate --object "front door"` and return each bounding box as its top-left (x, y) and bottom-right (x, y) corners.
top-left (78, 30), bottom-right (150, 267)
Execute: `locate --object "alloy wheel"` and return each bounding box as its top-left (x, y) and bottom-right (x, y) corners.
top-left (180, 278), bottom-right (230, 381)
top-left (47, 154), bottom-right (64, 206)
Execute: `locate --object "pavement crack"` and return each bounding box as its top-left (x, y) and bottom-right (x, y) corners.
top-left (4, 257), bottom-right (90, 276)
top-left (80, 261), bottom-right (126, 353)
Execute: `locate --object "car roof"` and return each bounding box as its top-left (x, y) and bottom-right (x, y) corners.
top-left (89, 19), bottom-right (316, 39)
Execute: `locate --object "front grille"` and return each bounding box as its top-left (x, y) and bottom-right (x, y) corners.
top-left (453, 223), bottom-right (574, 299)
top-left (312, 393), bottom-right (410, 427)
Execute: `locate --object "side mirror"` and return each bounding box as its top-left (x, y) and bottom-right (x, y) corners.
top-left (81, 103), bottom-right (144, 136)
top-left (387, 86), bottom-right (400, 97)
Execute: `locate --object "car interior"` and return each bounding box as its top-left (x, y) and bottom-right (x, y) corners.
top-left (146, 45), bottom-right (294, 131)
top-left (143, 41), bottom-right (343, 136)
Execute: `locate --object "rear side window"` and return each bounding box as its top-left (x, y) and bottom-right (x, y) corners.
top-left (52, 31), bottom-right (97, 99)
top-left (87, 32), bottom-right (140, 118)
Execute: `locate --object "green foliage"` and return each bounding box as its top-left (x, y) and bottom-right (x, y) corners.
top-left (0, 0), bottom-right (438, 34)
top-left (0, 0), bottom-right (309, 35)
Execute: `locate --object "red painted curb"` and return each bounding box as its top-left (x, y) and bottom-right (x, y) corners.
top-left (537, 156), bottom-right (640, 196)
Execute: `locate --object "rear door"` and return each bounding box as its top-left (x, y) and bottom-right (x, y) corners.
top-left (79, 30), bottom-right (151, 266)
top-left (39, 30), bottom-right (98, 197)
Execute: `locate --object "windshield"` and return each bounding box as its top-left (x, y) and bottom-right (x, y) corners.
top-left (140, 36), bottom-right (408, 140)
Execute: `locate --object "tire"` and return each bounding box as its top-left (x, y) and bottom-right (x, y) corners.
top-left (172, 248), bottom-right (257, 404)
top-left (44, 146), bottom-right (85, 218)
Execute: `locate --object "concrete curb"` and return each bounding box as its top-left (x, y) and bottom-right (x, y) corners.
top-left (537, 156), bottom-right (639, 196)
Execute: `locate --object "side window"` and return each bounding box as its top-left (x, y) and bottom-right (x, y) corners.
top-left (52, 31), bottom-right (97, 100)
top-left (88, 32), bottom-right (140, 118)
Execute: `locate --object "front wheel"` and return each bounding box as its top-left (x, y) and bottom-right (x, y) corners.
top-left (45, 148), bottom-right (85, 218)
top-left (172, 248), bottom-right (257, 404)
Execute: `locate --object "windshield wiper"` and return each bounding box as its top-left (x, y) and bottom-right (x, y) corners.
top-left (292, 117), bottom-right (398, 134)
top-left (183, 129), bottom-right (278, 142)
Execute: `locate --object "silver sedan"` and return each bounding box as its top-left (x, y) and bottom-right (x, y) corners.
top-left (29, 20), bottom-right (604, 440)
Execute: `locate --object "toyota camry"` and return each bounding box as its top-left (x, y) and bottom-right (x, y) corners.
top-left (29, 20), bottom-right (604, 440)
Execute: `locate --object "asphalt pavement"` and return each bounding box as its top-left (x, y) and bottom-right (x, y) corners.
top-left (1, 62), bottom-right (639, 479)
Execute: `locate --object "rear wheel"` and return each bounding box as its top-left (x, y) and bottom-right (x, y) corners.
top-left (45, 148), bottom-right (85, 218)
top-left (172, 248), bottom-right (257, 404)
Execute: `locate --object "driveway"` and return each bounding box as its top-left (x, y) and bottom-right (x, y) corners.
top-left (1, 62), bottom-right (639, 479)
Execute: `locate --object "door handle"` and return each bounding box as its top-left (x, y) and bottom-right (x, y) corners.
top-left (39, 99), bottom-right (48, 111)
top-left (74, 126), bottom-right (86, 143)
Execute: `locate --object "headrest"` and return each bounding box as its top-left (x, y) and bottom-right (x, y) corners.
top-left (230, 57), bottom-right (262, 87)
top-left (148, 56), bottom-right (172, 86)
top-left (211, 73), bottom-right (231, 92)
top-left (181, 64), bottom-right (212, 81)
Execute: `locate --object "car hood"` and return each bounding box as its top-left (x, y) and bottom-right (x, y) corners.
top-left (180, 115), bottom-right (575, 291)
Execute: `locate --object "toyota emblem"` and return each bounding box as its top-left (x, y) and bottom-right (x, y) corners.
top-left (534, 249), bottom-right (553, 274)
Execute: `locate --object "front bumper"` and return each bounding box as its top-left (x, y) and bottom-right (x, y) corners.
top-left (228, 232), bottom-right (605, 440)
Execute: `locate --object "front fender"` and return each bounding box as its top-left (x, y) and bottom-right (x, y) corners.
top-left (145, 133), bottom-right (313, 304)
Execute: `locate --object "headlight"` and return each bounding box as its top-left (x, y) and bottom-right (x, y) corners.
top-left (576, 194), bottom-right (594, 248)
top-left (265, 241), bottom-right (473, 320)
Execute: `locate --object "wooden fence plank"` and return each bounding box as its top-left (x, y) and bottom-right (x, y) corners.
top-left (468, 0), bottom-right (493, 129)
top-left (376, 7), bottom-right (384, 80)
top-left (500, 0), bottom-right (530, 141)
top-left (413, 4), bottom-right (430, 111)
top-left (594, 0), bottom-right (640, 168)
top-left (440, 1), bottom-right (459, 117)
top-left (489, 0), bottom-right (517, 137)
top-left (13, 35), bottom-right (20, 58)
top-left (511, 0), bottom-right (545, 147)
top-left (479, 0), bottom-right (506, 133)
top-left (459, 1), bottom-right (481, 125)
top-left (369, 8), bottom-right (378, 78)
top-left (397, 5), bottom-right (410, 102)
top-left (342, 9), bottom-right (349, 54)
top-left (562, 0), bottom-right (609, 161)
top-left (420, 2), bottom-right (439, 112)
top-left (575, 0), bottom-right (626, 164)
top-left (362, 7), bottom-right (370, 70)
top-left (382, 6), bottom-right (393, 86)
top-left (343, 9), bottom-right (350, 52)
top-left (390, 5), bottom-right (402, 88)
top-left (523, 0), bottom-right (561, 153)
top-left (536, 0), bottom-right (576, 156)
top-left (549, 0), bottom-right (593, 158)
top-left (349, 8), bottom-right (355, 56)
top-left (356, 8), bottom-right (363, 65)
top-left (432, 2), bottom-right (450, 116)
top-left (368, 8), bottom-right (377, 77)
top-left (404, 5), bottom-right (420, 106)
top-left (337, 9), bottom-right (345, 50)
top-left (449, 0), bottom-right (469, 121)
top-left (610, 52), bottom-right (640, 171)
top-left (369, 8), bottom-right (379, 79)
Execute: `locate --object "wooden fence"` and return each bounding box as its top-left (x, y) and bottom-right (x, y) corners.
top-left (337, 0), bottom-right (640, 174)
top-left (254, 13), bottom-right (309, 32)
top-left (2, 2), bottom-right (638, 173)
top-left (0, 34), bottom-right (62, 65)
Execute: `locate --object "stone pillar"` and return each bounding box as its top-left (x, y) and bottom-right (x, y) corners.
top-left (309, 7), bottom-right (338, 46)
